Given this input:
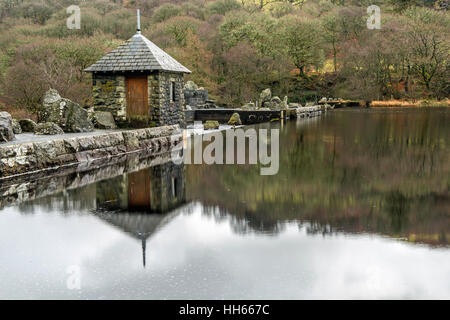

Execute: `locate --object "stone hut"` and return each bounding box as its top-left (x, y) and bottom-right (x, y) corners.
top-left (85, 28), bottom-right (191, 128)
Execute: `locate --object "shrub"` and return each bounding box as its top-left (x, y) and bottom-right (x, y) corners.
top-left (152, 3), bottom-right (182, 23)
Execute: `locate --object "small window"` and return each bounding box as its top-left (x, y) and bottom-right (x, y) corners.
top-left (170, 81), bottom-right (176, 102)
top-left (171, 177), bottom-right (177, 197)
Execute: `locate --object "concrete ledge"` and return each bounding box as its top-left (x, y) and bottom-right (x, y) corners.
top-left (0, 125), bottom-right (181, 178)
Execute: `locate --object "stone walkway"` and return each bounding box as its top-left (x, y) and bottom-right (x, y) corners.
top-left (2, 129), bottom-right (120, 146)
top-left (3, 124), bottom-right (243, 147)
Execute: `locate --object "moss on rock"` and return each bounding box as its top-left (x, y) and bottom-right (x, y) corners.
top-left (228, 113), bottom-right (242, 126)
top-left (203, 120), bottom-right (220, 130)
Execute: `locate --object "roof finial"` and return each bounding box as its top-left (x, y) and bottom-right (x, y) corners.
top-left (137, 9), bottom-right (141, 34)
top-left (142, 239), bottom-right (146, 268)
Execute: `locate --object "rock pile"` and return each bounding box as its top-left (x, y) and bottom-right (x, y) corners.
top-left (256, 88), bottom-right (289, 110)
top-left (0, 112), bottom-right (15, 143)
top-left (34, 122), bottom-right (65, 135)
top-left (41, 89), bottom-right (94, 133)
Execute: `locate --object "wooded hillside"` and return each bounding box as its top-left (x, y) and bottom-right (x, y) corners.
top-left (0, 0), bottom-right (448, 117)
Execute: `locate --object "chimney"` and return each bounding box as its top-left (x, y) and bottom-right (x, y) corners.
top-left (137, 9), bottom-right (141, 34)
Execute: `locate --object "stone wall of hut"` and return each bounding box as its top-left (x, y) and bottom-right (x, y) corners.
top-left (91, 72), bottom-right (185, 128)
top-left (149, 71), bottom-right (185, 127)
top-left (92, 73), bottom-right (127, 125)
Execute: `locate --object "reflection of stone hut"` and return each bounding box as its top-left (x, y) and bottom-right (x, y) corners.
top-left (95, 162), bottom-right (186, 213)
top-left (94, 161), bottom-right (186, 267)
top-left (85, 28), bottom-right (191, 128)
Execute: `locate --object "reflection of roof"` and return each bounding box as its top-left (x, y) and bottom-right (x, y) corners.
top-left (85, 33), bottom-right (191, 73)
top-left (95, 212), bottom-right (171, 241)
top-left (96, 212), bottom-right (172, 268)
top-left (93, 203), bottom-right (194, 267)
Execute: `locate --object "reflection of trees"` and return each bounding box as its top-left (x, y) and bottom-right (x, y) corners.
top-left (386, 191), bottom-right (410, 234)
top-left (187, 109), bottom-right (450, 246)
top-left (201, 205), bottom-right (286, 235)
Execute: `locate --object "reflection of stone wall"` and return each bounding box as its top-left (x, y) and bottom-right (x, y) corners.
top-left (0, 125), bottom-right (181, 178)
top-left (0, 150), bottom-right (177, 209)
top-left (95, 175), bottom-right (128, 211)
top-left (92, 73), bottom-right (127, 124)
top-left (150, 162), bottom-right (186, 212)
top-left (93, 162), bottom-right (186, 213)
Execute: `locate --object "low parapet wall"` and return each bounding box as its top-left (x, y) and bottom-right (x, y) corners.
top-left (187, 106), bottom-right (325, 124)
top-left (191, 109), bottom-right (283, 124)
top-left (0, 125), bottom-right (181, 179)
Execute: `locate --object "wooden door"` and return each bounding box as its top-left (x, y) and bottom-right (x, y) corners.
top-left (126, 75), bottom-right (149, 118)
top-left (128, 169), bottom-right (151, 210)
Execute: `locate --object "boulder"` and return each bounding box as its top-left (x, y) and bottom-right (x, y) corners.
top-left (43, 88), bottom-right (62, 105)
top-left (184, 80), bottom-right (198, 91)
top-left (271, 96), bottom-right (282, 105)
top-left (259, 88), bottom-right (272, 107)
top-left (241, 102), bottom-right (256, 110)
top-left (34, 122), bottom-right (64, 135)
top-left (264, 96), bottom-right (283, 110)
top-left (12, 119), bottom-right (22, 134)
top-left (228, 113), bottom-right (242, 126)
top-left (93, 111), bottom-right (117, 129)
top-left (203, 120), bottom-right (220, 130)
top-left (19, 119), bottom-right (37, 132)
top-left (40, 89), bottom-right (94, 133)
top-left (64, 102), bottom-right (94, 132)
top-left (0, 111), bottom-right (15, 142)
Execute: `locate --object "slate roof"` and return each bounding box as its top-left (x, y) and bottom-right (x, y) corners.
top-left (85, 33), bottom-right (191, 73)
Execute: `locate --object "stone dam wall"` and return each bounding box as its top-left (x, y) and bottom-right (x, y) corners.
top-left (187, 105), bottom-right (324, 124)
top-left (0, 125), bottom-right (181, 179)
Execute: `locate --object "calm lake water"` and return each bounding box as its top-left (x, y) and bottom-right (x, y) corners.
top-left (0, 108), bottom-right (449, 299)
